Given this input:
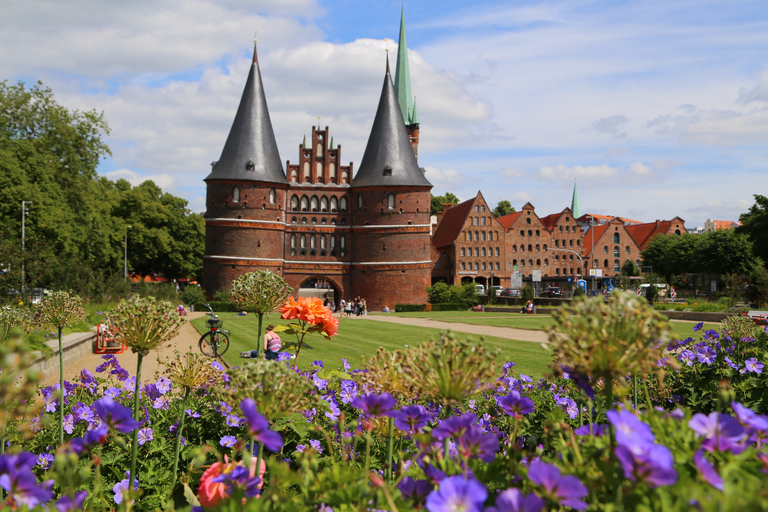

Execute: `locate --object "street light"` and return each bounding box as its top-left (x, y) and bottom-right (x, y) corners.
top-left (549, 248), bottom-right (584, 281)
top-left (21, 201), bottom-right (32, 299)
top-left (124, 225), bottom-right (132, 280)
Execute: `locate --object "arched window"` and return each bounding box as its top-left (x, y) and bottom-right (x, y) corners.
top-left (482, 248), bottom-right (486, 257)
top-left (321, 236), bottom-right (326, 249)
top-left (626, 246), bottom-right (630, 254)
top-left (310, 235), bottom-right (316, 249)
top-left (300, 235), bottom-right (306, 248)
top-left (340, 236), bottom-right (346, 249)
top-left (555, 240), bottom-right (559, 247)
top-left (320, 196), bottom-right (329, 212)
top-left (543, 244), bottom-right (548, 251)
top-left (614, 247), bottom-right (619, 257)
top-left (475, 231), bottom-right (479, 241)
top-left (341, 171), bottom-right (349, 183)
top-left (535, 244), bottom-right (540, 251)
top-left (303, 162), bottom-right (310, 182)
top-left (482, 262), bottom-right (487, 270)
top-left (481, 217), bottom-right (486, 226)
top-left (481, 232), bottom-right (486, 242)
top-left (233, 186), bottom-right (240, 203)
top-left (528, 230), bottom-right (533, 237)
top-left (488, 231), bottom-right (493, 241)
top-left (475, 262), bottom-right (480, 270)
top-left (290, 170), bottom-right (298, 182)
top-left (340, 197), bottom-right (348, 212)
top-left (604, 259), bottom-right (609, 267)
top-left (555, 255), bottom-right (559, 261)
top-left (520, 245), bottom-right (525, 252)
top-left (594, 259), bottom-right (598, 267)
top-left (311, 217), bottom-right (317, 224)
top-left (576, 240), bottom-right (580, 247)
top-left (536, 230), bottom-right (540, 236)
top-left (316, 143), bottom-right (323, 158)
top-left (614, 233), bottom-right (620, 244)
top-left (330, 236), bottom-right (336, 249)
top-left (269, 188), bottom-right (276, 204)
top-left (544, 258), bottom-right (549, 265)
top-left (521, 260), bottom-right (525, 267)
top-left (300, 196), bottom-right (309, 212)
top-left (614, 260), bottom-right (620, 272)
top-left (495, 247), bottom-right (500, 257)
top-left (566, 226), bottom-right (570, 233)
top-left (569, 239), bottom-right (573, 247)
top-left (526, 218), bottom-right (531, 224)
top-left (461, 248), bottom-right (466, 257)
top-left (321, 218), bottom-right (327, 224)
top-left (475, 248), bottom-right (480, 257)
top-left (537, 259), bottom-right (541, 265)
top-left (495, 262), bottom-right (500, 270)
top-left (520, 230), bottom-right (525, 237)
top-left (467, 231), bottom-right (472, 242)
top-left (461, 262), bottom-right (466, 270)
top-left (480, 205), bottom-right (486, 212)
top-left (290, 235), bottom-right (297, 248)
top-left (330, 197), bottom-right (338, 212)
top-left (387, 193), bottom-right (395, 210)
top-left (528, 244), bottom-right (533, 252)
top-left (357, 194), bottom-right (363, 209)
top-left (603, 246), bottom-right (608, 254)
top-left (512, 244), bottom-right (517, 252)
top-left (310, 196), bottom-right (319, 212)
top-left (556, 268), bottom-right (560, 275)
top-left (301, 217), bottom-right (307, 224)
top-left (329, 163), bottom-right (336, 181)
top-left (316, 162), bottom-right (323, 178)
top-left (291, 216), bottom-right (297, 224)
top-left (513, 259), bottom-right (518, 265)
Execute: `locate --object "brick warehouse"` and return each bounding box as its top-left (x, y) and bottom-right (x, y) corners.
top-left (203, 14), bottom-right (433, 309)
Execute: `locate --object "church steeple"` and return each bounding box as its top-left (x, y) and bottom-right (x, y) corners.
top-left (352, 56), bottom-right (431, 188)
top-left (394, 7), bottom-right (414, 124)
top-left (571, 180), bottom-right (581, 219)
top-left (205, 39), bottom-right (285, 184)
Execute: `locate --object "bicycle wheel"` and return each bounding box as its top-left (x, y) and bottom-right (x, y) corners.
top-left (215, 332), bottom-right (230, 356)
top-left (199, 332), bottom-right (216, 357)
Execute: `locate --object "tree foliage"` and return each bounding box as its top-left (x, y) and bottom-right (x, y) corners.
top-left (430, 192), bottom-right (461, 216)
top-left (492, 200), bottom-right (516, 218)
top-left (0, 81), bottom-right (204, 295)
top-left (738, 194), bottom-right (768, 265)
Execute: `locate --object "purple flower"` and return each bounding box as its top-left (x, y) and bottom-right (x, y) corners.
top-left (212, 465), bottom-right (262, 499)
top-left (693, 449), bottom-right (723, 491)
top-left (339, 380), bottom-right (358, 404)
top-left (0, 453), bottom-right (54, 508)
top-left (104, 387), bottom-right (122, 399)
top-left (36, 453), bottom-right (54, 469)
top-left (606, 410), bottom-right (654, 447)
top-left (113, 471), bottom-right (138, 504)
top-left (689, 412), bottom-right (746, 453)
top-left (295, 444), bottom-right (307, 453)
top-left (731, 402), bottom-right (768, 434)
top-left (63, 414), bottom-right (75, 435)
top-left (398, 477), bottom-right (432, 508)
top-left (351, 393), bottom-right (397, 418)
top-left (212, 360), bottom-right (225, 371)
top-left (527, 461), bottom-right (588, 510)
top-left (693, 322), bottom-right (703, 332)
top-left (486, 488), bottom-right (544, 512)
top-left (70, 424), bottom-right (108, 453)
top-left (312, 373), bottom-right (328, 391)
top-left (678, 350), bottom-right (696, 366)
top-left (156, 377), bottom-right (172, 394)
top-left (137, 428), bottom-right (153, 446)
top-left (395, 405), bottom-right (432, 433)
top-left (324, 399), bottom-right (341, 422)
top-left (56, 490), bottom-right (88, 512)
top-left (226, 414), bottom-right (243, 427)
top-left (425, 476), bottom-right (487, 512)
top-left (498, 391), bottom-right (535, 418)
top-left (312, 360), bottom-right (324, 369)
top-left (724, 356), bottom-right (740, 370)
top-left (574, 424), bottom-right (608, 437)
top-left (745, 358), bottom-right (764, 374)
top-left (697, 346), bottom-right (717, 365)
top-left (185, 409), bottom-right (201, 418)
top-left (342, 358), bottom-right (351, 372)
top-left (614, 443), bottom-right (678, 488)
top-left (309, 439), bottom-right (324, 454)
top-left (93, 397), bottom-right (139, 434)
top-left (220, 435), bottom-right (237, 448)
top-left (239, 398), bottom-right (283, 452)
top-left (432, 413), bottom-right (478, 441)
top-left (456, 425), bottom-right (499, 463)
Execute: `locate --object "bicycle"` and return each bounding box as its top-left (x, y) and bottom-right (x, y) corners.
top-left (199, 303), bottom-right (230, 358)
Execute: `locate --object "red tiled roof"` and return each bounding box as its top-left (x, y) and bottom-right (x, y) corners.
top-left (497, 211), bottom-right (523, 231)
top-left (539, 212), bottom-right (561, 231)
top-left (578, 213), bottom-right (643, 225)
top-left (431, 198), bottom-right (475, 248)
top-left (626, 221), bottom-right (670, 249)
top-left (582, 223), bottom-right (610, 257)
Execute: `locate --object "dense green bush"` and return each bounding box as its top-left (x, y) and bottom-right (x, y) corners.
top-left (394, 303), bottom-right (426, 312)
top-left (521, 284), bottom-right (534, 302)
top-left (195, 300), bottom-right (239, 313)
top-left (180, 285), bottom-right (206, 306)
top-left (430, 303), bottom-right (471, 311)
top-left (426, 282), bottom-right (478, 308)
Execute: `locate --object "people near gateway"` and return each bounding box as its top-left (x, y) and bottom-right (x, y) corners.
top-left (362, 299), bottom-right (367, 316)
top-left (177, 303), bottom-right (187, 317)
top-left (339, 299), bottom-right (346, 317)
top-left (263, 324), bottom-right (282, 360)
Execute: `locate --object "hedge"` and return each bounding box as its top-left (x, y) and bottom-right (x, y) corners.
top-left (192, 301), bottom-right (239, 313)
top-left (394, 303), bottom-right (427, 312)
top-left (431, 303), bottom-right (472, 311)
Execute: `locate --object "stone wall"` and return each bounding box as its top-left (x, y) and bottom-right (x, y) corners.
top-left (29, 332), bottom-right (97, 382)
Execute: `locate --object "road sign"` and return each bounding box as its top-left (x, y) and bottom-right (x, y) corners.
top-left (511, 274), bottom-right (523, 289)
top-left (589, 269), bottom-right (603, 277)
top-left (532, 270), bottom-right (542, 282)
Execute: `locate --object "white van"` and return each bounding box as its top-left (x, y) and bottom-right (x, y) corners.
top-left (636, 283), bottom-right (668, 298)
top-left (475, 284), bottom-right (485, 295)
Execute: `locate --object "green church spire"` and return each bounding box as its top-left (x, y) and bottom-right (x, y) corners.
top-left (394, 7), bottom-right (415, 125)
top-left (571, 180), bottom-right (581, 219)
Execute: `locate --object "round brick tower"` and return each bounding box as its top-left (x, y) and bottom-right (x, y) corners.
top-left (349, 56), bottom-right (433, 311)
top-left (203, 41), bottom-right (289, 295)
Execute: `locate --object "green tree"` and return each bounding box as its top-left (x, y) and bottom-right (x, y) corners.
top-left (738, 194), bottom-right (768, 264)
top-left (641, 233), bottom-right (697, 283)
top-left (693, 229), bottom-right (756, 276)
top-left (430, 192), bottom-right (460, 216)
top-left (621, 260), bottom-right (640, 277)
top-left (492, 200), bottom-right (516, 218)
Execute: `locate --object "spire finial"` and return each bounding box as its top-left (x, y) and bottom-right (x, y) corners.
top-left (252, 31), bottom-right (258, 63)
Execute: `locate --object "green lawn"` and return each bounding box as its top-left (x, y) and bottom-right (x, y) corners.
top-left (191, 313), bottom-right (552, 378)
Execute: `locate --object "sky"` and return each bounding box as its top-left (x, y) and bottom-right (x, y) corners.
top-left (2, 0), bottom-right (768, 228)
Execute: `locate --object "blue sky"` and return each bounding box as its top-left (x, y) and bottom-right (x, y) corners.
top-left (2, 0), bottom-right (768, 227)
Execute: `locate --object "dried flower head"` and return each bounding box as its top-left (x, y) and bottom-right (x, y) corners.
top-left (0, 336), bottom-right (43, 439)
top-left (220, 359), bottom-right (316, 421)
top-left (163, 349), bottom-right (221, 391)
top-left (357, 347), bottom-right (421, 399)
top-left (108, 296), bottom-right (183, 356)
top-left (33, 291), bottom-right (86, 329)
top-left (549, 291), bottom-right (670, 383)
top-left (721, 314), bottom-right (758, 341)
top-left (0, 305), bottom-right (32, 342)
top-left (230, 271), bottom-right (293, 314)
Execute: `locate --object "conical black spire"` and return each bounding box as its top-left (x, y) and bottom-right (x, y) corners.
top-left (352, 58), bottom-right (431, 188)
top-left (205, 43), bottom-right (286, 184)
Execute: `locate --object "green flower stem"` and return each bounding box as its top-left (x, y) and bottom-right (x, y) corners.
top-left (255, 442), bottom-right (264, 488)
top-left (171, 386), bottom-right (191, 490)
top-left (256, 313), bottom-right (264, 358)
top-left (364, 431), bottom-right (371, 473)
top-left (386, 417), bottom-right (394, 482)
top-left (129, 352), bottom-right (144, 491)
top-left (633, 375), bottom-right (638, 411)
top-left (58, 325), bottom-right (64, 445)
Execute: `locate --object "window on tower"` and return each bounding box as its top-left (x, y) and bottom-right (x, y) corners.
top-left (233, 186), bottom-right (240, 203)
top-left (387, 193), bottom-right (395, 210)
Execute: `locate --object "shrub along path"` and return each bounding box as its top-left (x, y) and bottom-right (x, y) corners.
top-left (41, 312), bottom-right (207, 388)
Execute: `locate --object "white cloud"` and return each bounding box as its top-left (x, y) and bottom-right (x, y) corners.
top-left (424, 166), bottom-right (465, 185)
top-left (738, 68), bottom-right (768, 105)
top-left (509, 192), bottom-right (535, 205)
top-left (627, 162), bottom-right (654, 176)
top-left (105, 169), bottom-right (177, 191)
top-left (591, 115), bottom-right (629, 138)
top-left (535, 164), bottom-right (618, 182)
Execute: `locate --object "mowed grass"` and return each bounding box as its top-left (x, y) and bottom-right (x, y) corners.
top-left (191, 313), bottom-right (552, 378)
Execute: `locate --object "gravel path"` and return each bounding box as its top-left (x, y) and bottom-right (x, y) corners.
top-left (41, 312), bottom-right (208, 387)
top-left (362, 314), bottom-right (550, 344)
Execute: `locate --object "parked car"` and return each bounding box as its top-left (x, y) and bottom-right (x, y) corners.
top-left (475, 284), bottom-right (485, 295)
top-left (541, 286), bottom-right (563, 298)
top-left (500, 288), bottom-right (521, 297)
top-left (490, 285), bottom-right (503, 295)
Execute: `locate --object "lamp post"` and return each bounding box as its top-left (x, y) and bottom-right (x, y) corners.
top-left (124, 225), bottom-right (132, 280)
top-left (21, 201), bottom-right (32, 299)
top-left (549, 248), bottom-right (583, 282)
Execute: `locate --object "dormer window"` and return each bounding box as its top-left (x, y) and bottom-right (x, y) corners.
top-left (383, 165), bottom-right (392, 176)
top-left (246, 159), bottom-right (255, 171)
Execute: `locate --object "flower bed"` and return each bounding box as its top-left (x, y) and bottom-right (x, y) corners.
top-left (2, 292), bottom-right (768, 511)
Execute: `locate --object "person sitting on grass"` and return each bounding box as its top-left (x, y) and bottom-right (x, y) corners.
top-left (240, 324), bottom-right (282, 360)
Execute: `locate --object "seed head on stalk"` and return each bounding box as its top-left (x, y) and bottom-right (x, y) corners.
top-left (108, 296), bottom-right (184, 356)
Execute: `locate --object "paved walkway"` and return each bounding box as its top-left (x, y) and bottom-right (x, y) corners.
top-left (349, 314), bottom-right (550, 344)
top-left (41, 312), bottom-right (208, 387)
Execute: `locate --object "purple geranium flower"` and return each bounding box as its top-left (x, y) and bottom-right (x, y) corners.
top-left (745, 358), bottom-right (764, 374)
top-left (104, 387), bottom-right (122, 399)
top-left (342, 358), bottom-right (351, 372)
top-left (0, 453), bottom-right (54, 508)
top-left (614, 442), bottom-right (678, 488)
top-left (36, 453), bottom-right (54, 469)
top-left (398, 477), bottom-right (432, 508)
top-left (220, 435), bottom-right (237, 448)
top-left (425, 476), bottom-right (487, 512)
top-left (309, 439), bottom-right (324, 454)
top-left (689, 412), bottom-right (746, 453)
top-left (93, 397), bottom-right (139, 434)
top-left (432, 413), bottom-right (478, 441)
top-left (395, 405), bottom-right (432, 433)
top-left (156, 377), bottom-right (172, 394)
top-left (239, 398), bottom-right (283, 452)
top-left (731, 402), bottom-right (768, 434)
top-left (574, 424), bottom-right (608, 437)
top-left (527, 461), bottom-right (588, 510)
top-left (212, 465), bottom-right (262, 499)
top-left (185, 409), bottom-right (201, 418)
top-left (678, 350), bottom-right (696, 366)
top-left (56, 490), bottom-right (88, 512)
top-left (693, 449), bottom-right (723, 491)
top-left (137, 428), bottom-right (153, 446)
top-left (113, 471), bottom-right (138, 504)
top-left (696, 346), bottom-right (717, 365)
top-left (456, 425), bottom-right (499, 463)
top-left (226, 414), bottom-right (243, 427)
top-left (351, 393), bottom-right (397, 418)
top-left (607, 410), bottom-right (654, 447)
top-left (498, 391), bottom-right (535, 418)
top-left (486, 488), bottom-right (544, 512)
top-left (693, 322), bottom-right (703, 332)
